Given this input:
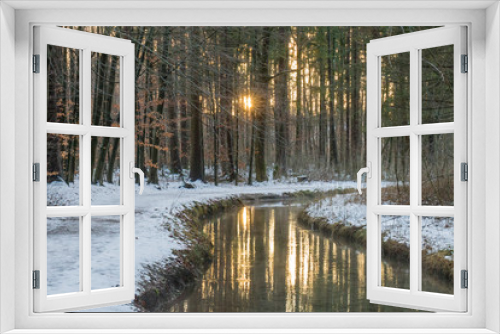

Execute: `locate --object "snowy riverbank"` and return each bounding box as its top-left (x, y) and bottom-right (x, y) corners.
top-left (304, 193), bottom-right (454, 256)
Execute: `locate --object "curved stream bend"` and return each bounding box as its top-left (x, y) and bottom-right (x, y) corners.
top-left (166, 202), bottom-right (451, 312)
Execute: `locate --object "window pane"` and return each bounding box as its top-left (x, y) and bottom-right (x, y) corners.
top-left (381, 215), bottom-right (410, 290)
top-left (421, 45), bottom-right (454, 124)
top-left (381, 137), bottom-right (410, 205)
top-left (91, 136), bottom-right (121, 205)
top-left (47, 45), bottom-right (80, 124)
top-left (421, 216), bottom-right (454, 294)
top-left (421, 133), bottom-right (454, 206)
top-left (47, 134), bottom-right (80, 206)
top-left (91, 52), bottom-right (121, 127)
top-left (92, 215), bottom-right (121, 290)
top-left (381, 52), bottom-right (410, 127)
top-left (47, 217), bottom-right (80, 295)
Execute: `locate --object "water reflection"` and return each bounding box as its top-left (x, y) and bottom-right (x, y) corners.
top-left (168, 204), bottom-right (447, 312)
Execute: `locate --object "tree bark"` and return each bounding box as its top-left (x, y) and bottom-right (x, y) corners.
top-left (318, 27), bottom-right (327, 167)
top-left (189, 27), bottom-right (205, 182)
top-left (180, 30), bottom-right (190, 170)
top-left (327, 27), bottom-right (339, 167)
top-left (90, 52), bottom-right (107, 180)
top-left (351, 27), bottom-right (360, 173)
top-left (345, 28), bottom-right (352, 174)
top-left (220, 28), bottom-right (236, 181)
top-left (254, 27), bottom-right (271, 182)
top-left (295, 27), bottom-right (303, 167)
top-left (274, 26), bottom-right (289, 178)
top-left (133, 27), bottom-right (149, 184)
top-left (94, 48), bottom-right (118, 184)
top-left (165, 29), bottom-right (182, 175)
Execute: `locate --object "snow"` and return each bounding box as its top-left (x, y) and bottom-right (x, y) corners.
top-left (47, 178), bottom-right (356, 312)
top-left (305, 194), bottom-right (454, 254)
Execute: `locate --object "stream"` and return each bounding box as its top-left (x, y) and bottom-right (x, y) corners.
top-left (167, 201), bottom-right (450, 312)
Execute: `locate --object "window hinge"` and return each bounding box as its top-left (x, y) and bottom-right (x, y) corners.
top-left (33, 54), bottom-right (40, 73)
top-left (461, 54), bottom-right (468, 73)
top-left (33, 163), bottom-right (40, 182)
top-left (461, 162), bottom-right (468, 181)
top-left (33, 270), bottom-right (40, 289)
top-left (461, 270), bottom-right (468, 289)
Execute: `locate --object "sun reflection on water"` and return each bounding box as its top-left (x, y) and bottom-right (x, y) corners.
top-left (167, 205), bottom-right (432, 313)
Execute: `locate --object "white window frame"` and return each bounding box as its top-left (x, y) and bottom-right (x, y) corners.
top-left (0, 1), bottom-right (499, 333)
top-left (365, 26), bottom-right (467, 312)
top-left (33, 26), bottom-right (136, 312)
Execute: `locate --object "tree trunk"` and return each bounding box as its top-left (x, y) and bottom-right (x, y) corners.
top-left (248, 112), bottom-right (255, 185)
top-left (94, 50), bottom-right (118, 184)
top-left (247, 29), bottom-right (258, 185)
top-left (351, 27), bottom-right (360, 173)
top-left (233, 39), bottom-right (241, 185)
top-left (337, 30), bottom-right (345, 169)
top-left (295, 27), bottom-right (303, 167)
top-left (220, 28), bottom-right (236, 181)
top-left (318, 27), bottom-right (327, 167)
top-left (46, 46), bottom-right (62, 182)
top-left (166, 30), bottom-right (182, 175)
top-left (180, 30), bottom-right (190, 170)
top-left (95, 137), bottom-right (110, 185)
top-left (149, 27), bottom-right (173, 184)
top-left (306, 50), bottom-right (315, 165)
top-left (274, 26), bottom-right (289, 178)
top-left (345, 28), bottom-right (352, 175)
top-left (327, 27), bottom-right (339, 167)
top-left (189, 27), bottom-right (205, 182)
top-left (210, 66), bottom-right (219, 186)
top-left (133, 27), bottom-right (149, 184)
top-left (107, 138), bottom-right (119, 183)
top-left (67, 47), bottom-right (79, 183)
top-left (90, 51), bottom-right (107, 180)
top-left (254, 27), bottom-right (271, 182)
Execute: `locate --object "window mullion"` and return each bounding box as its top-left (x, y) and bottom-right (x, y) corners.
top-left (409, 47), bottom-right (420, 294)
top-left (412, 123), bottom-right (454, 135)
top-left (81, 213), bottom-right (91, 293)
top-left (82, 48), bottom-right (92, 294)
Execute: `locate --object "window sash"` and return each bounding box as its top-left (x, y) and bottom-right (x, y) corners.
top-left (366, 26), bottom-right (467, 312)
top-left (33, 26), bottom-right (136, 312)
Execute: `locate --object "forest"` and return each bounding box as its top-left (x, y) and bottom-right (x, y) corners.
top-left (47, 26), bottom-right (453, 205)
top-left (43, 25), bottom-right (458, 311)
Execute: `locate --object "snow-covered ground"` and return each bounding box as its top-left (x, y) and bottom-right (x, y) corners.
top-left (47, 178), bottom-right (356, 312)
top-left (305, 194), bottom-right (454, 255)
